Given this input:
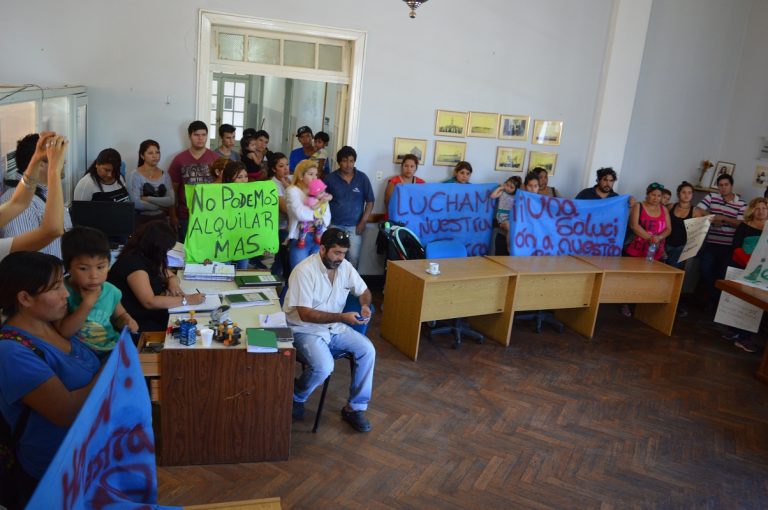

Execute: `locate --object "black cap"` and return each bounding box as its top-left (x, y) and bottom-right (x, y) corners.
top-left (296, 126), bottom-right (312, 137)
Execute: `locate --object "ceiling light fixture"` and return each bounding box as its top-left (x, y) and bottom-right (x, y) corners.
top-left (403, 0), bottom-right (428, 19)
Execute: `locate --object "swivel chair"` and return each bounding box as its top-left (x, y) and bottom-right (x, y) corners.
top-left (425, 240), bottom-right (484, 349)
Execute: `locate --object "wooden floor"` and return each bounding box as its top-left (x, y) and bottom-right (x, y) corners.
top-left (157, 293), bottom-right (768, 509)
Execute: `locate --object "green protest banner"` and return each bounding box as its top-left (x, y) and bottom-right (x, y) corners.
top-left (184, 181), bottom-right (279, 263)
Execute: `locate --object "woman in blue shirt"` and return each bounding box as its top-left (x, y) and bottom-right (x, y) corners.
top-left (0, 251), bottom-right (101, 508)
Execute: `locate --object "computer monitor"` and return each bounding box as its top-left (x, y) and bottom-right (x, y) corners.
top-left (69, 200), bottom-right (136, 242)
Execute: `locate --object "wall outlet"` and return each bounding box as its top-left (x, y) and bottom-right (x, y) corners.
top-left (376, 171), bottom-right (383, 181)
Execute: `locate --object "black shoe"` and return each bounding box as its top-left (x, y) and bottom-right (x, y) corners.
top-left (292, 401), bottom-right (305, 421)
top-left (341, 408), bottom-right (371, 433)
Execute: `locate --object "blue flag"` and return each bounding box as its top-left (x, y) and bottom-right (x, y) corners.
top-left (27, 329), bottom-right (179, 510)
top-left (388, 182), bottom-right (497, 255)
top-left (509, 191), bottom-right (630, 256)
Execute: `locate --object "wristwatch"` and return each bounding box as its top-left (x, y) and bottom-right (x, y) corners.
top-left (181, 296), bottom-right (188, 306)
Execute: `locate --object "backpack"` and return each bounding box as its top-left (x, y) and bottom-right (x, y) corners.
top-left (0, 329), bottom-right (44, 509)
top-left (377, 221), bottom-right (425, 261)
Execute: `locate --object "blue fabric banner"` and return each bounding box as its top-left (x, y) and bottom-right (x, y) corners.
top-left (509, 191), bottom-right (630, 256)
top-left (388, 182), bottom-right (498, 255)
top-left (27, 329), bottom-right (178, 510)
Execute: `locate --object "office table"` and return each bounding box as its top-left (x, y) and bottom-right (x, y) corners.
top-left (140, 273), bottom-right (294, 466)
top-left (575, 256), bottom-right (684, 336)
top-left (716, 279), bottom-right (768, 383)
top-left (485, 256), bottom-right (603, 339)
top-left (381, 257), bottom-right (515, 360)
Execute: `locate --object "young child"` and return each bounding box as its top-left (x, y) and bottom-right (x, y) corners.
top-left (490, 176), bottom-right (518, 256)
top-left (523, 172), bottom-right (540, 193)
top-left (297, 178), bottom-right (330, 248)
top-left (57, 226), bottom-right (138, 359)
top-left (310, 131), bottom-right (330, 177)
top-left (661, 188), bottom-right (672, 206)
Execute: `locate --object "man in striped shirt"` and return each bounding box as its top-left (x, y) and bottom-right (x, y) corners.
top-left (696, 173), bottom-right (745, 310)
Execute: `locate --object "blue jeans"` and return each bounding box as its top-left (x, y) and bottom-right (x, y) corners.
top-left (293, 327), bottom-right (376, 411)
top-left (233, 259), bottom-right (249, 270)
top-left (698, 242), bottom-right (732, 306)
top-left (288, 238), bottom-right (320, 271)
top-left (665, 244), bottom-right (684, 269)
top-left (330, 224), bottom-right (363, 269)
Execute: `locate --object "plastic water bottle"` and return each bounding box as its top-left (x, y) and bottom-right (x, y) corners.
top-left (646, 241), bottom-right (657, 262)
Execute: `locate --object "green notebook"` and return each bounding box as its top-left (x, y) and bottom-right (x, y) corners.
top-left (224, 291), bottom-right (270, 307)
top-left (246, 328), bottom-right (278, 353)
top-left (235, 274), bottom-right (284, 287)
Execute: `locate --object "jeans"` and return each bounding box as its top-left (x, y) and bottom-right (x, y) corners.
top-left (330, 224), bottom-right (363, 268)
top-left (698, 242), bottom-right (733, 306)
top-left (288, 238), bottom-right (320, 272)
top-left (665, 244), bottom-right (684, 269)
top-left (271, 230), bottom-right (289, 278)
top-left (233, 259), bottom-right (249, 270)
top-left (293, 327), bottom-right (376, 411)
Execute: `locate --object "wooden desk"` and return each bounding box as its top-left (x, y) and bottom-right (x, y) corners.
top-left (381, 257), bottom-right (515, 360)
top-left (141, 273), bottom-right (294, 466)
top-left (575, 256), bottom-right (684, 336)
top-left (716, 279), bottom-right (768, 383)
top-left (485, 256), bottom-right (603, 339)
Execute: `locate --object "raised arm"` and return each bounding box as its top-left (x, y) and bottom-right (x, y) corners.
top-left (0, 132), bottom-right (54, 228)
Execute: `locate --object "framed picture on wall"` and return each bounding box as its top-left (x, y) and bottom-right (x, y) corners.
top-left (528, 151), bottom-right (558, 175)
top-left (434, 140), bottom-right (467, 166)
top-left (468, 112), bottom-right (500, 138)
top-left (531, 119), bottom-right (563, 145)
top-left (754, 164), bottom-right (768, 188)
top-left (710, 161), bottom-right (735, 188)
top-left (494, 147), bottom-right (526, 172)
top-left (498, 114), bottom-right (530, 141)
top-left (392, 137), bottom-right (428, 164)
top-left (434, 110), bottom-right (468, 137)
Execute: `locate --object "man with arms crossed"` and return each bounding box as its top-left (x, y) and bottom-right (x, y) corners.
top-left (283, 228), bottom-right (376, 432)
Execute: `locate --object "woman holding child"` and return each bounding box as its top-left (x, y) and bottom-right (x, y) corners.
top-left (0, 252), bottom-right (102, 507)
top-left (285, 159), bottom-right (332, 271)
top-left (108, 221), bottom-right (204, 332)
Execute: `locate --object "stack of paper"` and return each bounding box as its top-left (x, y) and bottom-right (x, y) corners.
top-left (167, 242), bottom-right (185, 268)
top-left (168, 294), bottom-right (222, 313)
top-left (183, 263), bottom-right (235, 281)
top-left (246, 328), bottom-right (278, 353)
top-left (223, 291), bottom-right (271, 308)
top-left (235, 274), bottom-right (284, 287)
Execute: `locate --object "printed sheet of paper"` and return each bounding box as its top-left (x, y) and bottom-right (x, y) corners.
top-left (678, 216), bottom-right (712, 263)
top-left (714, 267), bottom-right (763, 333)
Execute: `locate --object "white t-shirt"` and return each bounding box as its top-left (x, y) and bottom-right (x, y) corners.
top-left (73, 175), bottom-right (130, 202)
top-left (283, 253), bottom-right (367, 342)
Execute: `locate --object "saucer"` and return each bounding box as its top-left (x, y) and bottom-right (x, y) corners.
top-left (425, 269), bottom-right (441, 275)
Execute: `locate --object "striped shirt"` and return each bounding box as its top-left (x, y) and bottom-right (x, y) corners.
top-left (0, 184), bottom-right (72, 258)
top-left (696, 192), bottom-right (746, 245)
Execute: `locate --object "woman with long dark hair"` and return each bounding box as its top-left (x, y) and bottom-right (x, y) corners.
top-left (0, 252), bottom-right (101, 508)
top-left (107, 221), bottom-right (203, 331)
top-left (127, 140), bottom-right (175, 225)
top-left (73, 148), bottom-right (130, 202)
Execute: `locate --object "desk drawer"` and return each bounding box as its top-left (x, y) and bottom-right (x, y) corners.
top-left (421, 277), bottom-right (507, 321)
top-left (138, 331), bottom-right (165, 377)
top-left (149, 378), bottom-right (161, 402)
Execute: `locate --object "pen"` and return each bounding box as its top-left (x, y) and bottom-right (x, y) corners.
top-left (196, 288), bottom-right (202, 294)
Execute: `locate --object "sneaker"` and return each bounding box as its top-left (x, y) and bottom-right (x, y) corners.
top-left (292, 401), bottom-right (305, 421)
top-left (722, 331), bottom-right (741, 341)
top-left (677, 308), bottom-right (688, 318)
top-left (734, 339), bottom-right (759, 353)
top-left (341, 408), bottom-right (371, 433)
top-left (620, 304), bottom-right (632, 317)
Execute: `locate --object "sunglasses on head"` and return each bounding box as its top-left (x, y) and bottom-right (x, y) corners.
top-left (648, 182), bottom-right (664, 190)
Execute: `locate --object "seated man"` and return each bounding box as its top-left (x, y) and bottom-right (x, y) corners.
top-left (283, 227), bottom-right (375, 432)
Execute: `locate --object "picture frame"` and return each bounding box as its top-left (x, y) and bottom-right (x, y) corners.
top-left (434, 140), bottom-right (467, 167)
top-left (434, 110), bottom-right (468, 137)
top-left (498, 114), bottom-right (530, 141)
top-left (494, 147), bottom-right (526, 172)
top-left (531, 119), bottom-right (563, 146)
top-left (527, 151), bottom-right (558, 175)
top-left (710, 161), bottom-right (735, 188)
top-left (468, 111), bottom-right (500, 138)
top-left (392, 137), bottom-right (428, 165)
top-left (754, 164), bottom-right (768, 188)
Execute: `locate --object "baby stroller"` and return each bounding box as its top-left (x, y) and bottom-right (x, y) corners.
top-left (377, 220), bottom-right (425, 261)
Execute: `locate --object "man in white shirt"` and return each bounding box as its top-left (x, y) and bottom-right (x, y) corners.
top-left (283, 228), bottom-right (375, 432)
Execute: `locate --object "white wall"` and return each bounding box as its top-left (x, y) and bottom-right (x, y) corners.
top-left (620, 0), bottom-right (753, 199)
top-left (0, 0), bottom-right (613, 200)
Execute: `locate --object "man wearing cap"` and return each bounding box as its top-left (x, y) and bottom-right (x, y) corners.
top-left (283, 227), bottom-right (376, 433)
top-left (289, 126), bottom-right (329, 174)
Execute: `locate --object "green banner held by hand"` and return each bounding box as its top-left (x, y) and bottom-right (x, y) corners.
top-left (184, 181), bottom-right (280, 263)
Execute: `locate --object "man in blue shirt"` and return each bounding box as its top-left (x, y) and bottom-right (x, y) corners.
top-left (323, 146), bottom-right (375, 268)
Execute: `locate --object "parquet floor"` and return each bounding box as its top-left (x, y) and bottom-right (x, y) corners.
top-left (157, 293), bottom-right (768, 509)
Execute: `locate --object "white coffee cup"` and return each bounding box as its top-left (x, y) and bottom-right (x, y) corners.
top-left (428, 262), bottom-right (440, 274)
top-left (200, 328), bottom-right (214, 347)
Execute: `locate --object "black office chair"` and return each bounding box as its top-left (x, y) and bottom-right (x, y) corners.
top-left (295, 295), bottom-right (372, 433)
top-left (425, 240), bottom-right (484, 349)
top-left (69, 200), bottom-right (136, 246)
top-left (514, 310), bottom-right (564, 334)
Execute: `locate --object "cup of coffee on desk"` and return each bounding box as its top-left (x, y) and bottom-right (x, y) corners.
top-left (200, 327), bottom-right (214, 347)
top-left (427, 262), bottom-right (440, 275)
